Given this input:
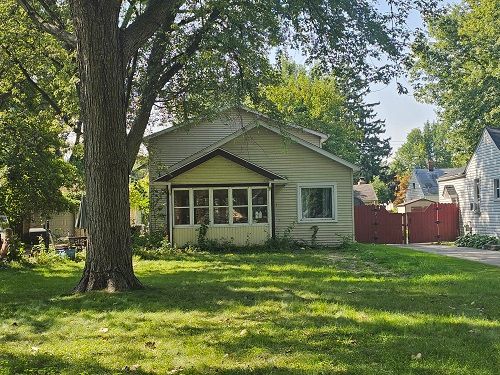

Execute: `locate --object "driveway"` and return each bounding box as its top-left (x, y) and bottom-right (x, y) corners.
top-left (397, 243), bottom-right (500, 267)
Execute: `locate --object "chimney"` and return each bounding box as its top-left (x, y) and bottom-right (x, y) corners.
top-left (427, 159), bottom-right (434, 172)
top-left (357, 177), bottom-right (366, 185)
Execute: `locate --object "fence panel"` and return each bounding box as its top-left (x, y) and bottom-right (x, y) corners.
top-left (354, 205), bottom-right (405, 244)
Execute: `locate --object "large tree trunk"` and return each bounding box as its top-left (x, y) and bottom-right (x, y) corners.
top-left (71, 0), bottom-right (142, 292)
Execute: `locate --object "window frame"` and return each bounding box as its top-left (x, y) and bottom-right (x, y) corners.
top-left (494, 178), bottom-right (500, 200)
top-left (171, 186), bottom-right (270, 228)
top-left (297, 183), bottom-right (337, 223)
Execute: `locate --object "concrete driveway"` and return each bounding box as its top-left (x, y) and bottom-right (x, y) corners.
top-left (397, 243), bottom-right (500, 267)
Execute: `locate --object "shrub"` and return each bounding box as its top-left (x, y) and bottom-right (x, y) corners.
top-left (455, 234), bottom-right (498, 249)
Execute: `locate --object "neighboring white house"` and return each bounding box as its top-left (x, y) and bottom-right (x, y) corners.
top-left (405, 163), bottom-right (464, 203)
top-left (438, 127), bottom-right (500, 236)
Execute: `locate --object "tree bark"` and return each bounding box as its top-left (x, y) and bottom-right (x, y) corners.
top-left (70, 0), bottom-right (142, 292)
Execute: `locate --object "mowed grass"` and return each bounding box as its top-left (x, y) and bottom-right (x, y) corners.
top-left (0, 244), bottom-right (499, 375)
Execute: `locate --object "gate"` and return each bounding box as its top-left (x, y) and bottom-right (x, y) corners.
top-left (407, 203), bottom-right (459, 243)
top-left (354, 205), bottom-right (405, 244)
top-left (355, 203), bottom-right (459, 244)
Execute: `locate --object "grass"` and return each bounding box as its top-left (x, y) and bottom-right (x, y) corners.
top-left (0, 244), bottom-right (499, 375)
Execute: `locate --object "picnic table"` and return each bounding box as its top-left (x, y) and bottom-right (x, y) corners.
top-left (68, 236), bottom-right (87, 251)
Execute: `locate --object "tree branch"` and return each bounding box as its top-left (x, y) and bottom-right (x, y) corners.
top-left (122, 0), bottom-right (182, 60)
top-left (125, 9), bottom-right (221, 171)
top-left (17, 0), bottom-right (76, 51)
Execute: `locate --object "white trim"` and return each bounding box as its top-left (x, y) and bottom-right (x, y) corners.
top-left (297, 183), bottom-right (338, 223)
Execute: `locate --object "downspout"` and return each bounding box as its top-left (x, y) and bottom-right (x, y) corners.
top-left (269, 182), bottom-right (276, 239)
top-left (167, 183), bottom-right (173, 244)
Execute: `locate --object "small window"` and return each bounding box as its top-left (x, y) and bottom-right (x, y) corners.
top-left (474, 178), bottom-right (480, 202)
top-left (213, 189), bottom-right (229, 224)
top-left (494, 179), bottom-right (500, 199)
top-left (232, 188), bottom-right (249, 224)
top-left (299, 185), bottom-right (335, 221)
top-left (252, 188), bottom-right (268, 223)
top-left (174, 190), bottom-right (190, 225)
top-left (412, 183), bottom-right (416, 189)
top-left (194, 189), bottom-right (209, 224)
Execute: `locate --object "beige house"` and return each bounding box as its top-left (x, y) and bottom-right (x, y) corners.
top-left (145, 107), bottom-right (359, 246)
top-left (353, 178), bottom-right (378, 205)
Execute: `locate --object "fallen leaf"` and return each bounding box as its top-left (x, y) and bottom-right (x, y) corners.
top-left (240, 329), bottom-right (248, 337)
top-left (99, 327), bottom-right (109, 333)
top-left (31, 346), bottom-right (39, 352)
top-left (411, 353), bottom-right (422, 360)
top-left (168, 367), bottom-right (183, 374)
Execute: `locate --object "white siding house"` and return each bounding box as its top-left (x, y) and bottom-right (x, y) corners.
top-left (438, 128), bottom-right (500, 236)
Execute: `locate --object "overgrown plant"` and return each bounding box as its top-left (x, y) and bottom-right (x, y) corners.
top-left (455, 234), bottom-right (498, 249)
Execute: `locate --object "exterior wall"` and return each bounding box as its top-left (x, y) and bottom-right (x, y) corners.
top-left (438, 176), bottom-right (466, 233)
top-left (31, 211), bottom-right (75, 238)
top-left (169, 156), bottom-right (268, 185)
top-left (456, 132), bottom-right (500, 236)
top-left (287, 128), bottom-right (322, 147)
top-left (223, 127), bottom-right (354, 245)
top-left (174, 226), bottom-right (269, 246)
top-left (397, 200), bottom-right (434, 214)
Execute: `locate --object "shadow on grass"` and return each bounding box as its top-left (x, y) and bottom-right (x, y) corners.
top-left (0, 246), bottom-right (499, 374)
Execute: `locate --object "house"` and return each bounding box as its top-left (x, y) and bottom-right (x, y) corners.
top-left (405, 162), bottom-right (464, 203)
top-left (396, 198), bottom-right (436, 214)
top-left (145, 106), bottom-right (359, 246)
top-left (438, 127), bottom-right (500, 236)
top-left (353, 178), bottom-right (378, 205)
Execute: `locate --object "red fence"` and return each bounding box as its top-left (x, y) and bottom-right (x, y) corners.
top-left (355, 203), bottom-right (459, 244)
top-left (407, 203), bottom-right (459, 243)
top-left (354, 206), bottom-right (405, 244)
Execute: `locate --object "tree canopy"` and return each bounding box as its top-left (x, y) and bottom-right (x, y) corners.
top-left (411, 0), bottom-right (500, 165)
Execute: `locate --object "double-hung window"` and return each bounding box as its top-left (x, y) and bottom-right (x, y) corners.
top-left (252, 188), bottom-right (268, 223)
top-left (494, 179), bottom-right (500, 199)
top-left (298, 184), bottom-right (336, 222)
top-left (174, 190), bottom-right (190, 225)
top-left (213, 189), bottom-right (229, 224)
top-left (194, 189), bottom-right (209, 224)
top-left (232, 188), bottom-right (249, 224)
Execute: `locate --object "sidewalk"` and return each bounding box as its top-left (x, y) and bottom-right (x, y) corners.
top-left (397, 243), bottom-right (500, 267)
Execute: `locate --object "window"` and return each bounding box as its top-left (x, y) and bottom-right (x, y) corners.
top-left (172, 187), bottom-right (269, 226)
top-left (299, 185), bottom-right (336, 221)
top-left (232, 188), bottom-right (248, 224)
top-left (474, 178), bottom-right (480, 202)
top-left (494, 179), bottom-right (500, 199)
top-left (213, 189), bottom-right (229, 224)
top-left (252, 188), bottom-right (268, 223)
top-left (412, 183), bottom-right (416, 189)
top-left (193, 189), bottom-right (209, 224)
top-left (174, 190), bottom-right (190, 225)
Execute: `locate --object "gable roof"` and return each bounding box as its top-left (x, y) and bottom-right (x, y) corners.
top-left (486, 127), bottom-right (500, 150)
top-left (353, 184), bottom-right (378, 203)
top-left (153, 116), bottom-right (359, 178)
top-left (437, 167), bottom-right (466, 182)
top-left (143, 105), bottom-right (329, 143)
top-left (413, 168), bottom-right (459, 196)
top-left (155, 149), bottom-right (285, 182)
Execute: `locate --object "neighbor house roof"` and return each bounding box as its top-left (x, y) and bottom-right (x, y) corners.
top-left (486, 127), bottom-right (500, 150)
top-left (437, 167), bottom-right (466, 182)
top-left (397, 198), bottom-right (435, 207)
top-left (442, 185), bottom-right (459, 199)
top-left (413, 168), bottom-right (461, 196)
top-left (353, 184), bottom-right (378, 204)
top-left (144, 105), bottom-right (329, 143)
top-left (155, 149), bottom-right (286, 182)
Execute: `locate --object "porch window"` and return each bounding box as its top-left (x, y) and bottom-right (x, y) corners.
top-left (494, 179), bottom-right (500, 199)
top-left (232, 188), bottom-right (249, 224)
top-left (174, 190), bottom-right (190, 225)
top-left (252, 188), bottom-right (268, 223)
top-left (213, 189), bottom-right (229, 224)
top-left (194, 189), bottom-right (209, 224)
top-left (299, 185), bottom-right (336, 221)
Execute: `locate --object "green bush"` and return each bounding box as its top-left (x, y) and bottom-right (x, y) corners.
top-left (455, 233), bottom-right (498, 249)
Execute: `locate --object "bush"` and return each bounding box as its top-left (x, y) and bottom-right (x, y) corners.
top-left (455, 234), bottom-right (498, 249)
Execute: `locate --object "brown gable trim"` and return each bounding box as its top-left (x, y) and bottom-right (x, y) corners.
top-left (155, 149), bottom-right (285, 182)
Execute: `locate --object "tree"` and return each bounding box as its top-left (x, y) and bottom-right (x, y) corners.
top-left (371, 175), bottom-right (393, 204)
top-left (393, 173), bottom-right (410, 206)
top-left (16, 0), bottom-right (438, 291)
top-left (390, 122), bottom-right (453, 176)
top-left (411, 0), bottom-right (500, 165)
top-left (258, 59), bottom-right (360, 163)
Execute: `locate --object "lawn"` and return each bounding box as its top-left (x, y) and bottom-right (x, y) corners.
top-left (0, 244), bottom-right (499, 375)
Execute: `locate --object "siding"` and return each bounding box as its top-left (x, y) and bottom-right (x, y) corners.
top-left (222, 126), bottom-right (354, 245)
top-left (454, 131), bottom-right (500, 235)
top-left (287, 128), bottom-right (322, 147)
top-left (174, 226), bottom-right (269, 246)
top-left (406, 172), bottom-right (439, 202)
top-left (169, 155), bottom-right (268, 184)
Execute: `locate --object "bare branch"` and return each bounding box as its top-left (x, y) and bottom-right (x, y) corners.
top-left (17, 0), bottom-right (76, 51)
top-left (122, 0), bottom-right (182, 60)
